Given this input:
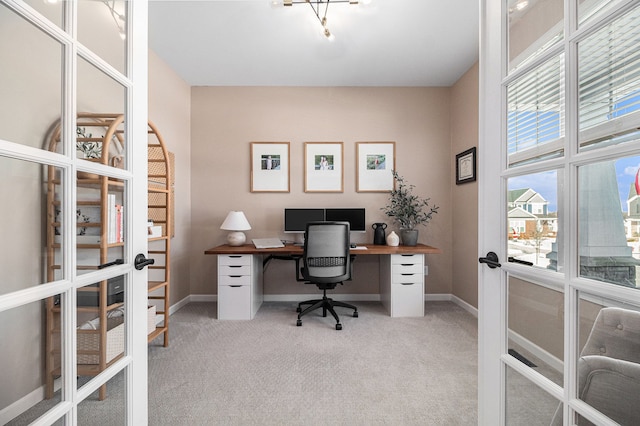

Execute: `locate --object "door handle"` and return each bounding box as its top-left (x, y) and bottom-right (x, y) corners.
top-left (98, 258), bottom-right (124, 269)
top-left (134, 253), bottom-right (155, 270)
top-left (508, 257), bottom-right (533, 266)
top-left (479, 251), bottom-right (501, 269)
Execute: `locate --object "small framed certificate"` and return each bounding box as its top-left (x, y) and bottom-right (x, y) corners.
top-left (456, 147), bottom-right (476, 185)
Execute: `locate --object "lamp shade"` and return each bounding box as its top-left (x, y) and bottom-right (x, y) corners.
top-left (220, 211), bottom-right (251, 231)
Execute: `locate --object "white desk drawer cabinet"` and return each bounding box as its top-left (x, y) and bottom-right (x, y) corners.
top-left (217, 254), bottom-right (263, 320)
top-left (380, 254), bottom-right (425, 317)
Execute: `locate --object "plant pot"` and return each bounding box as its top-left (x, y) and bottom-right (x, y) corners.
top-left (400, 229), bottom-right (419, 246)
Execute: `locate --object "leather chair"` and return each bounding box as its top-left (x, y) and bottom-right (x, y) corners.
top-left (294, 221), bottom-right (358, 330)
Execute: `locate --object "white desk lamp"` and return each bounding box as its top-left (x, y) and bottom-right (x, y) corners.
top-left (220, 211), bottom-right (251, 246)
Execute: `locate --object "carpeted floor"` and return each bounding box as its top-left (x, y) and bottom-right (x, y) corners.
top-left (10, 301), bottom-right (480, 425)
top-left (146, 301), bottom-right (479, 425)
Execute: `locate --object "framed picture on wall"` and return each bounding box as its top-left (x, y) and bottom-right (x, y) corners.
top-left (455, 147), bottom-right (476, 185)
top-left (356, 141), bottom-right (396, 192)
top-left (304, 142), bottom-right (344, 193)
top-left (250, 142), bottom-right (290, 192)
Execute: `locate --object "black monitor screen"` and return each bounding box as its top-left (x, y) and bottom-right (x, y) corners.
top-left (325, 208), bottom-right (366, 232)
top-left (284, 208), bottom-right (325, 233)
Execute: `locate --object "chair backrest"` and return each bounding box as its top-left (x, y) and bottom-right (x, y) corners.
top-left (302, 221), bottom-right (351, 284)
top-left (581, 307), bottom-right (640, 364)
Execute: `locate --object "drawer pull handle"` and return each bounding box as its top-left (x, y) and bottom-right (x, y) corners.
top-left (401, 283), bottom-right (414, 286)
top-left (229, 275), bottom-right (242, 278)
top-left (400, 263), bottom-right (415, 266)
top-left (401, 254), bottom-right (414, 257)
top-left (229, 255), bottom-right (242, 258)
top-left (401, 273), bottom-right (415, 276)
top-left (230, 285), bottom-right (242, 288)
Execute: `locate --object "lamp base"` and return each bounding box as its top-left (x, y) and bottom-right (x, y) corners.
top-left (226, 231), bottom-right (247, 246)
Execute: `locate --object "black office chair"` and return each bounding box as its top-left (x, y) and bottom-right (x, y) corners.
top-left (295, 221), bottom-right (358, 330)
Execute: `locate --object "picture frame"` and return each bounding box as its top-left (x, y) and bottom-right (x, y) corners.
top-left (356, 141), bottom-right (396, 192)
top-left (456, 147), bottom-right (476, 185)
top-left (250, 142), bottom-right (290, 192)
top-left (304, 142), bottom-right (344, 193)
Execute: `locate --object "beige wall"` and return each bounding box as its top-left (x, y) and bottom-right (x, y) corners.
top-left (451, 63), bottom-right (479, 308)
top-left (190, 87), bottom-right (454, 297)
top-left (148, 50), bottom-right (192, 307)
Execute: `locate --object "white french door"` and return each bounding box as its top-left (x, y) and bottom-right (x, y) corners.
top-left (0, 0), bottom-right (148, 424)
top-left (480, 0), bottom-right (640, 424)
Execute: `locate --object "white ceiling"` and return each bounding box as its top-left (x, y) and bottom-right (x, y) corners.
top-left (148, 0), bottom-right (480, 87)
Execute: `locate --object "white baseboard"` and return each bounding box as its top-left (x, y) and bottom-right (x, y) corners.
top-left (0, 384), bottom-right (46, 425)
top-left (424, 293), bottom-right (478, 317)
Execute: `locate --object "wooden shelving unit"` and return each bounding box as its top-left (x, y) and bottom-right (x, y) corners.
top-left (146, 120), bottom-right (172, 346)
top-left (44, 114), bottom-right (172, 401)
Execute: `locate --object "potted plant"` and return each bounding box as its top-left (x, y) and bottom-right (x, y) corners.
top-left (381, 171), bottom-right (439, 246)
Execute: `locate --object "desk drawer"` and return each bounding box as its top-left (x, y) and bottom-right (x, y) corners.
top-left (218, 255), bottom-right (252, 266)
top-left (219, 274), bottom-right (251, 286)
top-left (392, 272), bottom-right (422, 284)
top-left (392, 263), bottom-right (423, 275)
top-left (391, 254), bottom-right (423, 265)
top-left (219, 264), bottom-right (251, 276)
top-left (218, 285), bottom-right (251, 320)
top-left (391, 281), bottom-right (424, 317)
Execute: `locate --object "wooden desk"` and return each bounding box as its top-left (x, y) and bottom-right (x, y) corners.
top-left (204, 243), bottom-right (441, 319)
top-left (204, 243), bottom-right (441, 256)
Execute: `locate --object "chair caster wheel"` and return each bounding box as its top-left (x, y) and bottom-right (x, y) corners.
top-left (336, 323), bottom-right (342, 330)
top-left (297, 319), bottom-right (302, 326)
top-left (353, 311), bottom-right (358, 318)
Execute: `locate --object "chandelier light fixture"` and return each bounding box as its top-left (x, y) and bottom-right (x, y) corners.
top-left (275, 0), bottom-right (370, 40)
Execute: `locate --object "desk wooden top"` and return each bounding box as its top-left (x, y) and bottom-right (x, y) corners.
top-left (204, 243), bottom-right (441, 256)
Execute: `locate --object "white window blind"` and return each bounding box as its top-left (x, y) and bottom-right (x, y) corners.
top-left (579, 5), bottom-right (640, 149)
top-left (507, 54), bottom-right (565, 166)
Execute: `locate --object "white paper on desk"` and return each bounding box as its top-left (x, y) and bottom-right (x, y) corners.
top-left (350, 246), bottom-right (368, 250)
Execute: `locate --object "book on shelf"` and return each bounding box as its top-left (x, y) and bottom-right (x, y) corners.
top-left (106, 194), bottom-right (124, 244)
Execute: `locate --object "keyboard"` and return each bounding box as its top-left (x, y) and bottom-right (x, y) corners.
top-left (252, 238), bottom-right (285, 249)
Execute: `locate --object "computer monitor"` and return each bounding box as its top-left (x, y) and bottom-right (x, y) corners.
top-left (325, 208), bottom-right (366, 232)
top-left (283, 208), bottom-right (325, 233)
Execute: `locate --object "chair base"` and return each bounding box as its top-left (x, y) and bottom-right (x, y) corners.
top-left (296, 290), bottom-right (358, 330)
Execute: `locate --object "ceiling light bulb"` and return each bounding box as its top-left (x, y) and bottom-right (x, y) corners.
top-left (323, 28), bottom-right (335, 41)
top-left (516, 0), bottom-right (528, 11)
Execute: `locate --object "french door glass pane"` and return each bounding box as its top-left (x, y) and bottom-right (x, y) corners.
top-left (0, 3), bottom-right (62, 150)
top-left (578, 156), bottom-right (640, 288)
top-left (78, 0), bottom-right (127, 75)
top-left (77, 57), bottom-right (127, 170)
top-left (508, 277), bottom-right (564, 385)
top-left (506, 365), bottom-right (561, 425)
top-left (507, 170), bottom-right (560, 270)
top-left (1, 297), bottom-right (63, 425)
top-left (578, 4), bottom-right (640, 151)
top-left (579, 0), bottom-right (627, 27)
top-left (576, 294), bottom-right (640, 425)
top-left (77, 274), bottom-right (127, 401)
top-left (24, 0), bottom-right (64, 29)
top-left (77, 369), bottom-right (126, 423)
top-left (75, 173), bottom-right (126, 275)
top-left (507, 0), bottom-right (563, 71)
top-left (0, 157), bottom-right (59, 296)
top-left (507, 55), bottom-right (565, 167)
